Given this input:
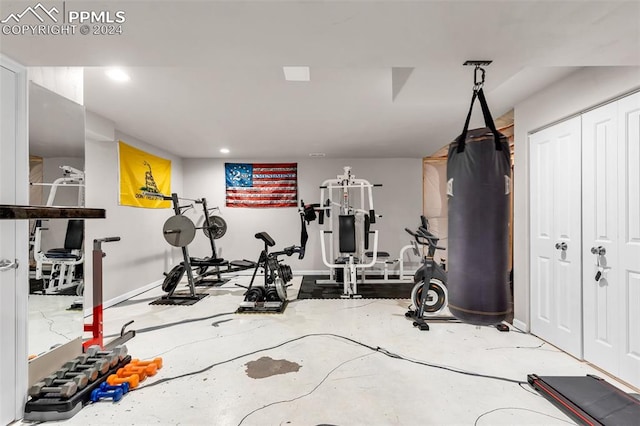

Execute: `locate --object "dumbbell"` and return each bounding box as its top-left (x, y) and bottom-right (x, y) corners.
top-left (59, 366), bottom-right (99, 383)
top-left (99, 381), bottom-right (130, 394)
top-left (91, 387), bottom-right (123, 403)
top-left (65, 358), bottom-right (109, 375)
top-left (118, 363), bottom-right (157, 380)
top-left (130, 357), bottom-right (163, 370)
top-left (76, 352), bottom-right (118, 369)
top-left (86, 345), bottom-right (128, 362)
top-left (43, 373), bottom-right (89, 390)
top-left (29, 381), bottom-right (77, 398)
top-left (106, 373), bottom-right (139, 389)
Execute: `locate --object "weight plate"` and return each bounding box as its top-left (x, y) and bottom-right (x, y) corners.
top-left (265, 288), bottom-right (280, 302)
top-left (162, 264), bottom-right (185, 293)
top-left (245, 287), bottom-right (265, 302)
top-left (274, 277), bottom-right (287, 301)
top-left (203, 216), bottom-right (227, 240)
top-left (163, 215), bottom-right (196, 247)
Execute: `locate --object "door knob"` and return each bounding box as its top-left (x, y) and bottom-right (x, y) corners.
top-left (590, 246), bottom-right (606, 256)
top-left (555, 242), bottom-right (567, 251)
top-left (0, 258), bottom-right (19, 271)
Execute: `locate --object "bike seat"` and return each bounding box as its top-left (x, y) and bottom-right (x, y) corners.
top-left (254, 232), bottom-right (276, 247)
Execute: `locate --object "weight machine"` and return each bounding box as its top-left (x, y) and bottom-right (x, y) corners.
top-left (31, 166), bottom-right (86, 295)
top-left (155, 193), bottom-right (255, 305)
top-left (315, 167), bottom-right (382, 298)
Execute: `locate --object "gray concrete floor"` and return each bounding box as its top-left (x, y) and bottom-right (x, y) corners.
top-left (25, 275), bottom-right (637, 425)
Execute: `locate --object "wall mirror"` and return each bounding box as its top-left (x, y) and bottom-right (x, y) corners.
top-left (28, 80), bottom-right (85, 358)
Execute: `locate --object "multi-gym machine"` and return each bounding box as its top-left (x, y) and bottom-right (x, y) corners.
top-left (31, 165), bottom-right (86, 295)
top-left (316, 167), bottom-right (381, 298)
top-left (156, 193), bottom-right (254, 305)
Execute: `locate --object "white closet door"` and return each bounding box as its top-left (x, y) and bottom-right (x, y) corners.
top-left (617, 92), bottom-right (640, 388)
top-left (530, 117), bottom-right (583, 357)
top-left (582, 102), bottom-right (619, 374)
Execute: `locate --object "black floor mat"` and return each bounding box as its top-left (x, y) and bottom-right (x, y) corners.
top-left (149, 292), bottom-right (208, 306)
top-left (298, 275), bottom-right (414, 299)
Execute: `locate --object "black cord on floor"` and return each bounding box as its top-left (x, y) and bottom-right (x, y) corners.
top-left (132, 333), bottom-right (526, 393)
top-left (236, 353), bottom-right (374, 426)
top-left (102, 311), bottom-right (235, 338)
top-left (474, 407), bottom-right (574, 425)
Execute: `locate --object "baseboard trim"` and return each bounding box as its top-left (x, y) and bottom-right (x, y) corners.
top-left (512, 318), bottom-right (528, 333)
top-left (84, 279), bottom-right (163, 317)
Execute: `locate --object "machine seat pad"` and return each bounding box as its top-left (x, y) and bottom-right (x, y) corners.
top-left (254, 232), bottom-right (276, 247)
top-left (365, 251), bottom-right (390, 258)
top-left (335, 257), bottom-right (360, 264)
top-left (45, 249), bottom-right (80, 260)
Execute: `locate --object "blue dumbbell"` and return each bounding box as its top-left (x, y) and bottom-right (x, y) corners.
top-left (91, 387), bottom-right (124, 403)
top-left (99, 381), bottom-right (130, 394)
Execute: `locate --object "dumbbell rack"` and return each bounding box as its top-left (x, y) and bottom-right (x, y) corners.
top-left (24, 355), bottom-right (132, 421)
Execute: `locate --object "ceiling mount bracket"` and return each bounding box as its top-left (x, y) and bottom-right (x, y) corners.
top-left (463, 60), bottom-right (493, 67)
top-left (464, 60), bottom-right (492, 92)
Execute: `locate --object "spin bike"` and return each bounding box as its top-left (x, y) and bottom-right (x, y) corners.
top-left (404, 216), bottom-right (448, 331)
top-left (236, 232), bottom-right (305, 313)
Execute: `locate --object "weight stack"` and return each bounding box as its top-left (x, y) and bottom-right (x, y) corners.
top-left (446, 90), bottom-right (512, 325)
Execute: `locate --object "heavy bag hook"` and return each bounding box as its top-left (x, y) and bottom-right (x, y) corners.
top-left (473, 66), bottom-right (485, 92)
top-left (457, 60), bottom-right (503, 153)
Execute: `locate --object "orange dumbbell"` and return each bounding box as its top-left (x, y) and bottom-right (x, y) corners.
top-left (130, 357), bottom-right (163, 370)
top-left (124, 363), bottom-right (157, 377)
top-left (117, 367), bottom-right (146, 381)
top-left (107, 373), bottom-right (139, 389)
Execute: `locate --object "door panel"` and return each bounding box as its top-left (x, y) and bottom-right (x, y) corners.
top-left (617, 92), bottom-right (640, 388)
top-left (530, 117), bottom-right (582, 357)
top-left (582, 102), bottom-right (619, 374)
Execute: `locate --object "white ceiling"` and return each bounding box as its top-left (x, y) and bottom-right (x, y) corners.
top-left (2, 1), bottom-right (639, 158)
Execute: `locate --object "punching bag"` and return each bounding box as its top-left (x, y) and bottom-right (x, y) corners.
top-left (447, 88), bottom-right (511, 325)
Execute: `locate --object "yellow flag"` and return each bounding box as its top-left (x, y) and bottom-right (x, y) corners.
top-left (118, 141), bottom-right (171, 208)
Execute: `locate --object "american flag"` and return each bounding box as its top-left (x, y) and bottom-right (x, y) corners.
top-left (225, 163), bottom-right (298, 208)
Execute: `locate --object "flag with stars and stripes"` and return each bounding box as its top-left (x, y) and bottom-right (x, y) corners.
top-left (225, 163), bottom-right (298, 208)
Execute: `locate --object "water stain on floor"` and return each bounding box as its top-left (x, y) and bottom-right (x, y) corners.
top-left (245, 356), bottom-right (301, 379)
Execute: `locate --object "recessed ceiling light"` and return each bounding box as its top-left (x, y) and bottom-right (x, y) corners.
top-left (220, 148), bottom-right (230, 154)
top-left (105, 68), bottom-right (130, 82)
top-left (309, 152), bottom-right (325, 158)
top-left (283, 66), bottom-right (310, 82)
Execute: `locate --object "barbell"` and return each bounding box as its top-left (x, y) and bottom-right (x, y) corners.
top-left (162, 214), bottom-right (228, 247)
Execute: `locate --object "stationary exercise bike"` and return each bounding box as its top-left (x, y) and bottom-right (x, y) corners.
top-left (404, 216), bottom-right (448, 331)
top-left (236, 232), bottom-right (305, 313)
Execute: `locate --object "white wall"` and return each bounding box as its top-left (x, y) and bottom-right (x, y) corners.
top-left (182, 158), bottom-right (423, 273)
top-left (84, 132), bottom-right (183, 306)
top-left (39, 156), bottom-right (84, 252)
top-left (513, 66), bottom-right (640, 330)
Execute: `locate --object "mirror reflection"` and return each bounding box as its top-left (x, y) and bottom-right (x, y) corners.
top-left (28, 81), bottom-right (85, 357)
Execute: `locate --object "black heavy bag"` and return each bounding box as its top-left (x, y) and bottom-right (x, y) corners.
top-left (447, 88), bottom-right (511, 325)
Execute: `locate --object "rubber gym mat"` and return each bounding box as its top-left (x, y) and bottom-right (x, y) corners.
top-left (149, 293), bottom-right (208, 306)
top-left (528, 374), bottom-right (640, 426)
top-left (298, 275), bottom-right (414, 299)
